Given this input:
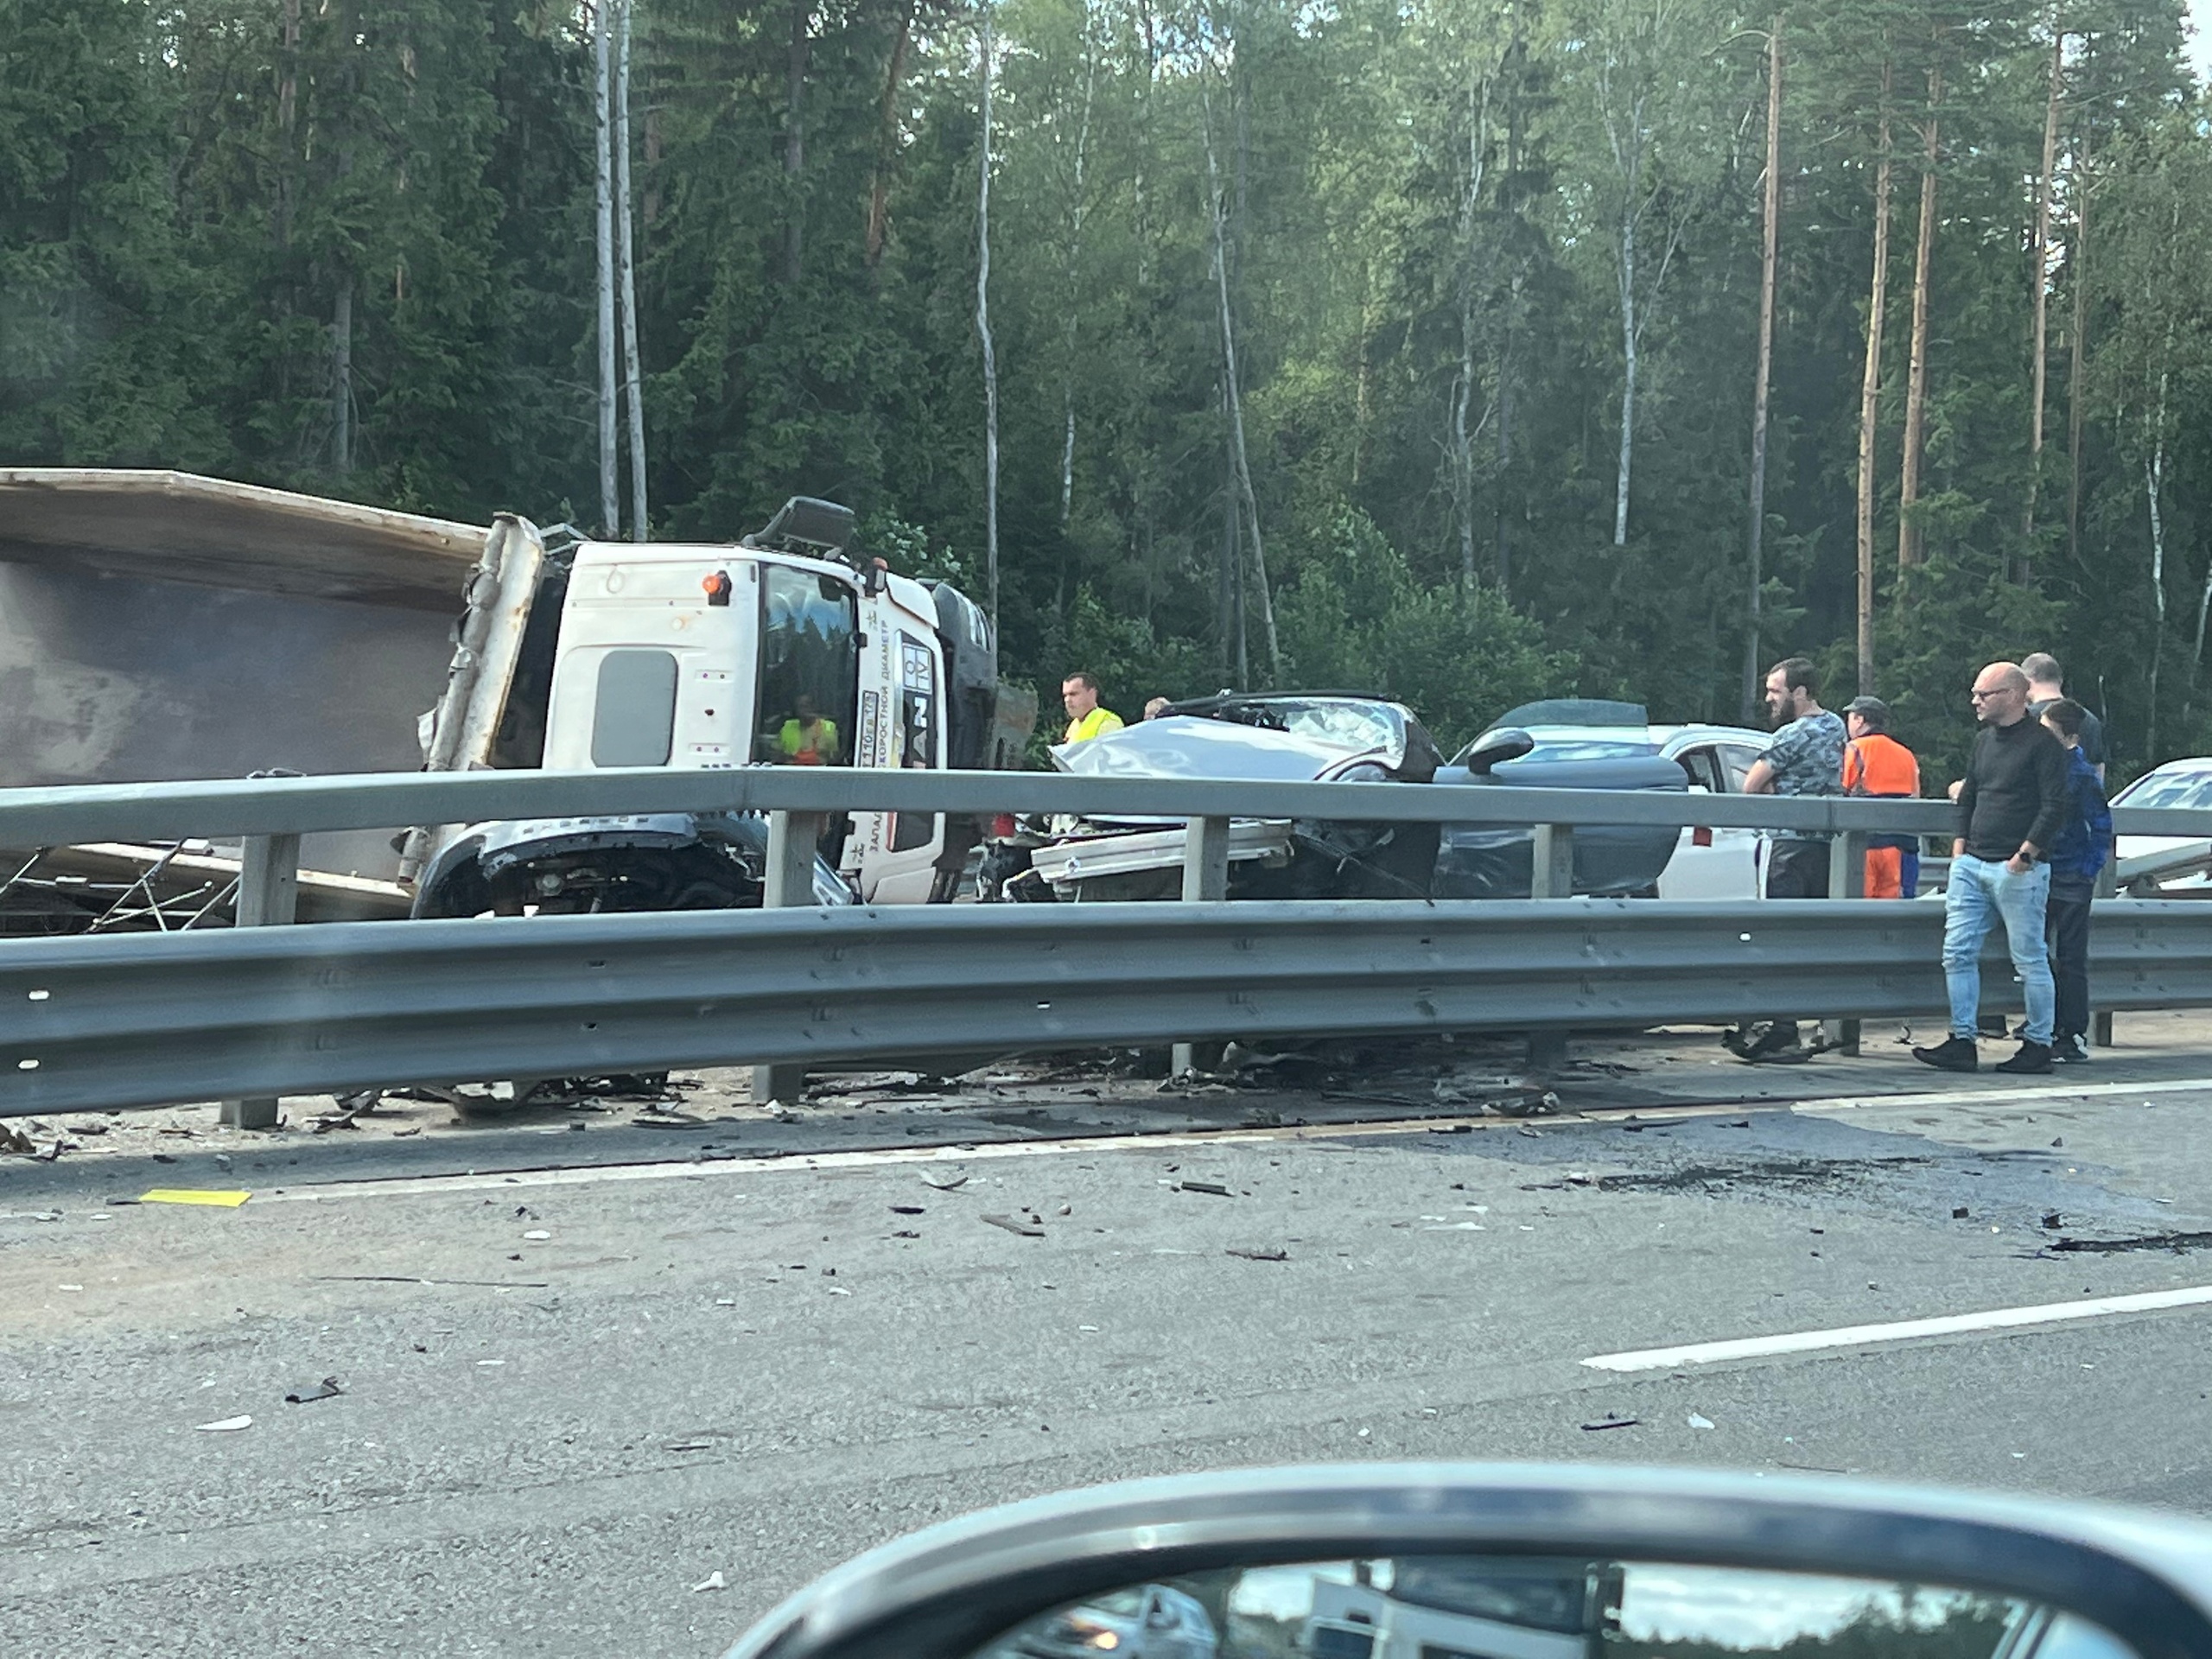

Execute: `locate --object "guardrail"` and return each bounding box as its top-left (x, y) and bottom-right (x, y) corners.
top-left (9, 898), bottom-right (2211, 1118)
top-left (8, 764), bottom-right (2202, 1121)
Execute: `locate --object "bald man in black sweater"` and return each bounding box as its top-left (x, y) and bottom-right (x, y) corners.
top-left (1913, 662), bottom-right (2070, 1077)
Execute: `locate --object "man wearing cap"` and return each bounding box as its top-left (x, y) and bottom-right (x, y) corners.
top-left (1840, 696), bottom-right (1922, 899)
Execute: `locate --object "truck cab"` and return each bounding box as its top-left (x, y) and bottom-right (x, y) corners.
top-left (414, 499), bottom-right (1006, 917)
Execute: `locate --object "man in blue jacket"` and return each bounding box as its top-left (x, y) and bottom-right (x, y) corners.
top-left (2040, 698), bottom-right (2112, 1064)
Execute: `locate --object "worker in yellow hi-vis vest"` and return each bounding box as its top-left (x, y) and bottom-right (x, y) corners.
top-left (1060, 671), bottom-right (1124, 744)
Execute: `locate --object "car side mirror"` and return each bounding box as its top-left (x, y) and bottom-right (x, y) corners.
top-left (1462, 728), bottom-right (1537, 774)
top-left (722, 1465), bottom-right (2212, 1659)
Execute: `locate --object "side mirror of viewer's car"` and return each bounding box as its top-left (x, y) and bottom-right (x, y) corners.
top-left (722, 1465), bottom-right (2212, 1659)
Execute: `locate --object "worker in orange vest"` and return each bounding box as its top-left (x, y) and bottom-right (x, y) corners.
top-left (1841, 696), bottom-right (1922, 898)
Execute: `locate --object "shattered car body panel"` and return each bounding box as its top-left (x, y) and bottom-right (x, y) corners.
top-left (413, 811), bottom-right (851, 918)
top-left (1012, 701), bottom-right (1443, 902)
top-left (1433, 704), bottom-right (1691, 898)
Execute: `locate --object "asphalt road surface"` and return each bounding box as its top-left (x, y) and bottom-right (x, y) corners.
top-left (8, 1019), bottom-right (2212, 1656)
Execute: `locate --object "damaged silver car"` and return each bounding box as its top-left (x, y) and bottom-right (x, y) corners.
top-left (982, 694), bottom-right (1452, 903)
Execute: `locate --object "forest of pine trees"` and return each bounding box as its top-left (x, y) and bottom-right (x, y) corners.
top-left (3, 0), bottom-right (2208, 775)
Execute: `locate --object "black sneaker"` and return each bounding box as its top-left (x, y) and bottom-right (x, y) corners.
top-left (1912, 1037), bottom-right (1979, 1073)
top-left (1995, 1040), bottom-right (2054, 1075)
top-left (2051, 1033), bottom-right (2091, 1064)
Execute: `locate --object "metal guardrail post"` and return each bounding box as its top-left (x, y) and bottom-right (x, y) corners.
top-left (751, 810), bottom-right (830, 1107)
top-left (1527, 823), bottom-right (1573, 1066)
top-left (219, 833), bottom-right (299, 1129)
top-left (1826, 831), bottom-right (1867, 1055)
top-left (1173, 817), bottom-right (1232, 1075)
top-left (1530, 824), bottom-right (1575, 899)
top-left (2093, 857), bottom-right (2120, 1048)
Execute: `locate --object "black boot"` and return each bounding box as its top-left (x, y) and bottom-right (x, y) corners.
top-left (1995, 1039), bottom-right (2054, 1075)
top-left (1912, 1036), bottom-right (1979, 1073)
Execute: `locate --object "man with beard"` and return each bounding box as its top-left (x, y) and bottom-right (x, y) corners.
top-left (1725, 656), bottom-right (1847, 1062)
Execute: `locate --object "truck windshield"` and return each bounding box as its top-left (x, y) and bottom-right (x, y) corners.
top-left (756, 563), bottom-right (860, 766)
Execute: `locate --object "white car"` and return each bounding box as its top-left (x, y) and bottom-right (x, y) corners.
top-left (1647, 723), bottom-right (1775, 899)
top-left (2110, 756), bottom-right (2212, 891)
top-left (1497, 722), bottom-right (1774, 899)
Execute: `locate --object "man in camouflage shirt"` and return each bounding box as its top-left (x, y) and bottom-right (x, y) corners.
top-left (1727, 656), bottom-right (1847, 1060)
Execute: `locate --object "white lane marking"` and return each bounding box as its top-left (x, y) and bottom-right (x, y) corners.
top-left (247, 1072), bottom-right (2212, 1205)
top-left (251, 1116), bottom-right (1482, 1204)
top-left (1780, 1076), bottom-right (2212, 1114)
top-left (1581, 1285), bottom-right (2212, 1373)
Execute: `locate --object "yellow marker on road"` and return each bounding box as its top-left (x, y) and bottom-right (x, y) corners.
top-left (141, 1189), bottom-right (251, 1208)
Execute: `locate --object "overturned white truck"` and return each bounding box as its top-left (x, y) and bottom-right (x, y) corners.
top-left (0, 469), bottom-right (1028, 932)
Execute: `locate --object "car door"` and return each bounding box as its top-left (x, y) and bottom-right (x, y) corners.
top-left (1716, 742), bottom-right (1771, 898)
top-left (1654, 739), bottom-right (1768, 899)
top-left (1656, 744), bottom-right (1745, 899)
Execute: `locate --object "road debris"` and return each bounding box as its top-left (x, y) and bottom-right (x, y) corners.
top-left (1952, 1206), bottom-right (1970, 1219)
top-left (1227, 1246), bottom-right (1288, 1262)
top-left (889, 1205), bottom-right (925, 1216)
top-left (1580, 1417), bottom-right (1639, 1432)
top-left (196, 1415), bottom-right (253, 1433)
top-left (982, 1213), bottom-right (1046, 1237)
top-left (308, 1109), bottom-right (360, 1134)
top-left (0, 1125), bottom-right (37, 1155)
top-left (523, 1230), bottom-right (551, 1240)
top-left (1177, 1179), bottom-right (1233, 1197)
top-left (285, 1376), bottom-right (344, 1404)
top-left (922, 1174), bottom-right (970, 1191)
top-left (142, 1190), bottom-right (251, 1208)
top-left (692, 1572), bottom-right (728, 1593)
top-left (1687, 1413), bottom-right (1715, 1430)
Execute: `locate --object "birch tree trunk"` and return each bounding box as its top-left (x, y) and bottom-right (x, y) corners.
top-left (614, 0), bottom-right (647, 541)
top-left (593, 0), bottom-right (620, 536)
top-left (2022, 26), bottom-right (2063, 568)
top-left (1743, 16), bottom-right (1783, 714)
top-left (976, 0), bottom-right (1000, 626)
top-left (1896, 65), bottom-right (1941, 571)
top-left (1855, 63), bottom-right (1892, 697)
top-left (2146, 399), bottom-right (2168, 753)
top-left (1202, 88), bottom-right (1280, 683)
top-left (1454, 69), bottom-right (1491, 593)
top-left (1614, 200), bottom-right (1638, 548)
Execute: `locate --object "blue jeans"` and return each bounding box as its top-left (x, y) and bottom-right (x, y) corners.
top-left (1943, 855), bottom-right (2054, 1044)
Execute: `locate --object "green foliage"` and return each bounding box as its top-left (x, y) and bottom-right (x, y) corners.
top-left (3, 0), bottom-right (2208, 779)
top-left (1275, 510), bottom-right (1568, 749)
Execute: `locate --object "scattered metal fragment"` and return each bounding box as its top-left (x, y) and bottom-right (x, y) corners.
top-left (666, 1441), bottom-right (711, 1452)
top-left (891, 1230), bottom-right (920, 1239)
top-left (1952, 1205), bottom-right (1970, 1219)
top-left (1177, 1180), bottom-right (1233, 1198)
top-left (922, 1175), bottom-right (970, 1191)
top-left (0, 1125), bottom-right (38, 1154)
top-left (692, 1572), bottom-right (728, 1593)
top-left (1580, 1418), bottom-right (1639, 1432)
top-left (285, 1376), bottom-right (344, 1404)
top-left (1227, 1246), bottom-right (1288, 1262)
top-left (196, 1415), bottom-right (253, 1433)
top-left (982, 1213), bottom-right (1046, 1237)
top-left (889, 1205), bottom-right (925, 1215)
top-left (1686, 1413), bottom-right (1715, 1430)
